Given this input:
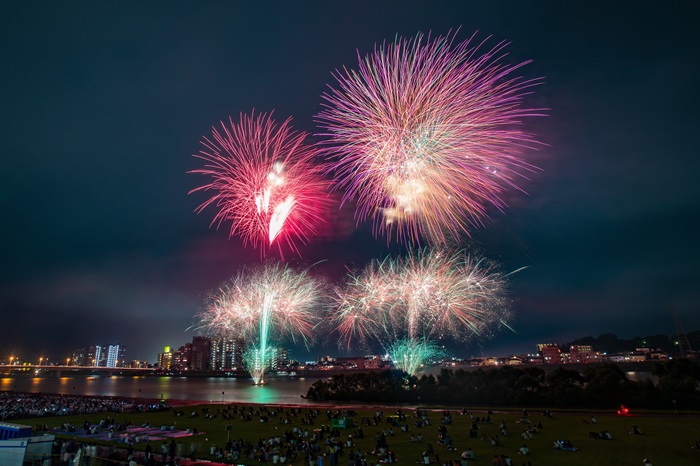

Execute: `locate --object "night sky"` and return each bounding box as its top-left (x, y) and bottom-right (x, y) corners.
top-left (2, 2), bottom-right (699, 363)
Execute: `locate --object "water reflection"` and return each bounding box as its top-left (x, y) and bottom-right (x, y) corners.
top-left (0, 376), bottom-right (322, 405)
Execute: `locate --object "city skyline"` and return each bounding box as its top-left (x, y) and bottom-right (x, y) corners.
top-left (2, 2), bottom-right (700, 361)
top-left (4, 325), bottom-right (696, 368)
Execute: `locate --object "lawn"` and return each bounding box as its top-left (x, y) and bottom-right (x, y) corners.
top-left (24, 402), bottom-right (700, 466)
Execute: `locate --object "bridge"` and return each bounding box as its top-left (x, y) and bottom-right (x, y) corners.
top-left (2, 365), bottom-right (156, 377)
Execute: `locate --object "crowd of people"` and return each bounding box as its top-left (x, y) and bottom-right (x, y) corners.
top-left (4, 394), bottom-right (673, 466)
top-left (0, 392), bottom-right (163, 420)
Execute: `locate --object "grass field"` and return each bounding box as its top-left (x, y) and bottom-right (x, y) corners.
top-left (24, 402), bottom-right (700, 466)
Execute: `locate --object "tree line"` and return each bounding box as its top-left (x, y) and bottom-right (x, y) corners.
top-left (304, 359), bottom-right (700, 409)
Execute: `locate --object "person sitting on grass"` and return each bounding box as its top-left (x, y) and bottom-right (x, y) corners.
top-left (460, 450), bottom-right (469, 466)
top-left (553, 439), bottom-right (576, 451)
top-left (630, 425), bottom-right (642, 435)
top-left (518, 445), bottom-right (529, 456)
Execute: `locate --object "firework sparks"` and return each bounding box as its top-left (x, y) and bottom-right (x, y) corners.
top-left (197, 263), bottom-right (325, 384)
top-left (190, 112), bottom-right (330, 258)
top-left (386, 338), bottom-right (445, 376)
top-left (242, 345), bottom-right (275, 386)
top-left (333, 249), bottom-right (511, 374)
top-left (317, 31), bottom-right (544, 245)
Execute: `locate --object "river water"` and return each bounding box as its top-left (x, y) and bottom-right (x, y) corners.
top-left (1, 370), bottom-right (658, 407)
top-left (0, 376), bottom-right (326, 405)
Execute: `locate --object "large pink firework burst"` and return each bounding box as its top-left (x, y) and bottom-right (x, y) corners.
top-left (317, 31), bottom-right (544, 245)
top-left (190, 112), bottom-right (330, 258)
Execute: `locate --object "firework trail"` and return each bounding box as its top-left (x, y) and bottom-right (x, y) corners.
top-left (317, 31), bottom-right (544, 245)
top-left (190, 111), bottom-right (330, 258)
top-left (197, 263), bottom-right (325, 384)
top-left (333, 249), bottom-right (511, 374)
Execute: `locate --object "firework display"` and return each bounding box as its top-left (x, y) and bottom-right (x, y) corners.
top-left (189, 30), bottom-right (539, 380)
top-left (333, 249), bottom-right (511, 373)
top-left (317, 32), bottom-right (543, 245)
top-left (190, 112), bottom-right (329, 258)
top-left (197, 263), bottom-right (324, 384)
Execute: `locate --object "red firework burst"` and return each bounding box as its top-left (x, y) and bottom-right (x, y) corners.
top-left (190, 112), bottom-right (330, 257)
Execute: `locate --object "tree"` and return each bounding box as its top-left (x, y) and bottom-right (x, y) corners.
top-left (584, 364), bottom-right (629, 407)
top-left (545, 367), bottom-right (584, 406)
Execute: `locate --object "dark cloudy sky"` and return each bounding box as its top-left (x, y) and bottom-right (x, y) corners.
top-left (2, 1), bottom-right (699, 363)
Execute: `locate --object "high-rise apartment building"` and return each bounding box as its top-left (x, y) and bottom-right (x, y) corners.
top-left (155, 336), bottom-right (293, 372)
top-left (95, 346), bottom-right (104, 366)
top-left (190, 336), bottom-right (212, 371)
top-left (210, 337), bottom-right (243, 370)
top-left (158, 346), bottom-right (173, 370)
top-left (71, 343), bottom-right (126, 367)
top-left (270, 347), bottom-right (289, 370)
top-left (106, 344), bottom-right (124, 367)
top-left (172, 343), bottom-right (192, 370)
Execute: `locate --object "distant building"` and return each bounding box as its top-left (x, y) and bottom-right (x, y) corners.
top-left (71, 343), bottom-right (126, 367)
top-left (507, 356), bottom-right (523, 365)
top-left (363, 355), bottom-right (384, 369)
top-left (626, 352), bottom-right (647, 362)
top-left (270, 347), bottom-right (289, 370)
top-left (317, 355), bottom-right (335, 365)
top-left (538, 343), bottom-right (562, 364)
top-left (521, 354), bottom-right (545, 365)
top-left (334, 356), bottom-right (365, 369)
top-left (172, 343), bottom-right (192, 370)
top-left (605, 353), bottom-right (626, 363)
top-left (105, 344), bottom-right (126, 367)
top-left (94, 346), bottom-right (104, 366)
top-left (649, 349), bottom-right (669, 360)
top-left (210, 337), bottom-right (243, 371)
top-left (564, 345), bottom-right (594, 364)
top-left (484, 357), bottom-right (508, 366)
top-left (190, 336), bottom-right (212, 371)
top-left (158, 346), bottom-right (173, 370)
